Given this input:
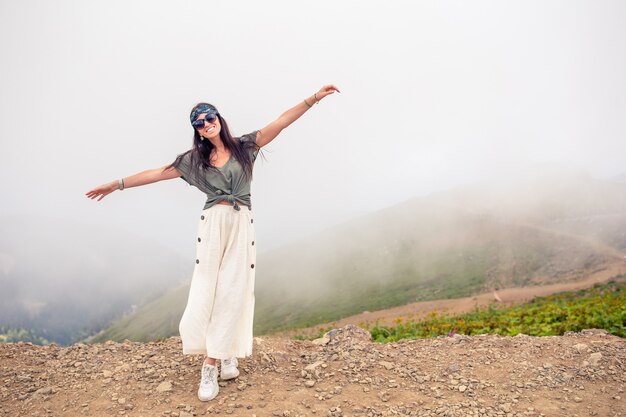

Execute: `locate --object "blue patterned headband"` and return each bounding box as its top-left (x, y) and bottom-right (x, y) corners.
top-left (190, 103), bottom-right (218, 124)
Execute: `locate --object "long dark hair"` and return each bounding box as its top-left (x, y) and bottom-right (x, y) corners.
top-left (166, 103), bottom-right (260, 181)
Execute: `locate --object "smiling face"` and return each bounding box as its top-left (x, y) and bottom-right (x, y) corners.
top-left (194, 113), bottom-right (221, 140)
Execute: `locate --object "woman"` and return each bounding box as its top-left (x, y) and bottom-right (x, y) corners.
top-left (85, 84), bottom-right (340, 401)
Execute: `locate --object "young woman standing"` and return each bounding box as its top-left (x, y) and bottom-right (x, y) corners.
top-left (85, 84), bottom-right (340, 401)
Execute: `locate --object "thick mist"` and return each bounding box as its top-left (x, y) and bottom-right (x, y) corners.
top-left (1, 1), bottom-right (625, 255)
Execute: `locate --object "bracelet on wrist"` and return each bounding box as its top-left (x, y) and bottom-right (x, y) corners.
top-left (303, 98), bottom-right (313, 108)
top-left (314, 93), bottom-right (319, 103)
top-left (118, 178), bottom-right (125, 190)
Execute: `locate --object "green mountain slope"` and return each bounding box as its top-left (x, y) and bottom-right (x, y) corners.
top-left (85, 284), bottom-right (189, 344)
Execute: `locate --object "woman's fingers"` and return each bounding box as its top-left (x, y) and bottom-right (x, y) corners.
top-left (318, 84), bottom-right (341, 97)
top-left (85, 184), bottom-right (113, 201)
top-left (86, 189), bottom-right (100, 198)
top-left (95, 191), bottom-right (108, 201)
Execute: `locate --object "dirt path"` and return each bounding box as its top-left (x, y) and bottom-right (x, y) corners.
top-left (273, 261), bottom-right (626, 340)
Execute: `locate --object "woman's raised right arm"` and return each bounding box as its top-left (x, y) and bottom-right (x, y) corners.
top-left (85, 165), bottom-right (181, 201)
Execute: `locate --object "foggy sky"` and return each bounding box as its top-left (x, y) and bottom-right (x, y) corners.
top-left (1, 0), bottom-right (625, 257)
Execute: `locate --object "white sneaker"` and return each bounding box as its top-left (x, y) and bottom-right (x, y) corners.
top-left (197, 362), bottom-right (219, 401)
top-left (220, 357), bottom-right (240, 380)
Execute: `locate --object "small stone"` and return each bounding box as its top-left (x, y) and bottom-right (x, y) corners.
top-left (588, 352), bottom-right (602, 366)
top-left (305, 361), bottom-right (324, 371)
top-left (35, 387), bottom-right (54, 395)
top-left (311, 337), bottom-right (330, 346)
top-left (305, 380), bottom-right (316, 388)
top-left (458, 385), bottom-right (467, 392)
top-left (447, 364), bottom-right (460, 373)
top-left (377, 390), bottom-right (390, 402)
top-left (156, 381), bottom-right (173, 392)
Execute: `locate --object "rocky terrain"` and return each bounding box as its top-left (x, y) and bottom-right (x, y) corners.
top-left (1, 325), bottom-right (624, 417)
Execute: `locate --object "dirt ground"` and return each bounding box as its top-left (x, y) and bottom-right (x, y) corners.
top-left (1, 324), bottom-right (624, 417)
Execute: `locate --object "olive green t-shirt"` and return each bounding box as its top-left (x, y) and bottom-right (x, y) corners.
top-left (172, 131), bottom-right (260, 211)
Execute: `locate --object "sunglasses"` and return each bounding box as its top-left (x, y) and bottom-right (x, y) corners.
top-left (192, 113), bottom-right (218, 129)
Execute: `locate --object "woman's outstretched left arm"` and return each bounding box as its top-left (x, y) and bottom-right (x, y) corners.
top-left (256, 84), bottom-right (340, 148)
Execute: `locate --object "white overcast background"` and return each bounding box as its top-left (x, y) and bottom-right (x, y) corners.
top-left (1, 0), bottom-right (625, 258)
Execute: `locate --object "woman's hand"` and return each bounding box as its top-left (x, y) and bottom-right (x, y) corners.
top-left (85, 167), bottom-right (179, 200)
top-left (315, 84), bottom-right (341, 102)
top-left (257, 84), bottom-right (341, 148)
top-left (85, 180), bottom-right (118, 201)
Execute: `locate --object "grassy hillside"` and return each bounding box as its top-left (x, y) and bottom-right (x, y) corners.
top-left (346, 277), bottom-right (626, 342)
top-left (253, 215), bottom-right (610, 335)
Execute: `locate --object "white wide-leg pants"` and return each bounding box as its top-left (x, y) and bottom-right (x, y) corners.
top-left (178, 204), bottom-right (256, 359)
